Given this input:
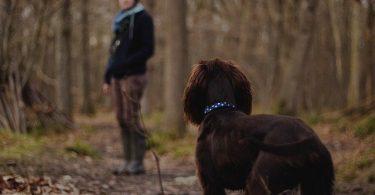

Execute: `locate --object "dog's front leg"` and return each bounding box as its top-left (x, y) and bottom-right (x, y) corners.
top-left (198, 169), bottom-right (226, 195)
top-left (197, 167), bottom-right (226, 195)
top-left (196, 142), bottom-right (226, 195)
top-left (202, 184), bottom-right (226, 195)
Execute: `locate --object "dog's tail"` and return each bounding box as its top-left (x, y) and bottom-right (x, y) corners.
top-left (239, 136), bottom-right (317, 156)
top-left (300, 147), bottom-right (335, 195)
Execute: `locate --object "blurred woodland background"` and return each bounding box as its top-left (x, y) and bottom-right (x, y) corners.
top-left (0, 0), bottom-right (374, 194)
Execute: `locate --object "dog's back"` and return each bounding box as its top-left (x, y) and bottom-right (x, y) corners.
top-left (196, 110), bottom-right (334, 194)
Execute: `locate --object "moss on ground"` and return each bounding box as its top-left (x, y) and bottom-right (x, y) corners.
top-left (148, 131), bottom-right (195, 159)
top-left (0, 130), bottom-right (44, 159)
top-left (354, 115), bottom-right (375, 138)
top-left (65, 140), bottom-right (100, 159)
top-left (337, 147), bottom-right (375, 183)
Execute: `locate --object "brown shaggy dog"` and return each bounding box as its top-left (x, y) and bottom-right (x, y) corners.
top-left (183, 59), bottom-right (334, 195)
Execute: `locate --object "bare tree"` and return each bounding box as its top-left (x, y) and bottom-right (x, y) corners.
top-left (0, 0), bottom-right (74, 132)
top-left (238, 0), bottom-right (256, 67)
top-left (164, 0), bottom-right (188, 137)
top-left (279, 0), bottom-right (319, 115)
top-left (81, 0), bottom-right (95, 115)
top-left (57, 0), bottom-right (74, 118)
top-left (368, 2), bottom-right (375, 100)
top-left (0, 0), bottom-right (26, 133)
top-left (360, 1), bottom-right (375, 101)
top-left (348, 1), bottom-right (364, 106)
top-left (141, 0), bottom-right (156, 114)
top-left (327, 0), bottom-right (352, 106)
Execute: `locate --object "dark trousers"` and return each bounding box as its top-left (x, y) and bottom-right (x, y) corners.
top-left (112, 74), bottom-right (147, 165)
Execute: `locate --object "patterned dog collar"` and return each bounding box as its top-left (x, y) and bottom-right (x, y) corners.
top-left (204, 102), bottom-right (236, 115)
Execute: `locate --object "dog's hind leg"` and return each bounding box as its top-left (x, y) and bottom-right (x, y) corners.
top-left (245, 152), bottom-right (299, 195)
top-left (300, 168), bottom-right (333, 195)
top-left (300, 150), bottom-right (334, 195)
top-left (245, 175), bottom-right (272, 195)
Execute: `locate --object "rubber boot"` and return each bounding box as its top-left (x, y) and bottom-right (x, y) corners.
top-left (113, 122), bottom-right (133, 175)
top-left (127, 130), bottom-right (146, 175)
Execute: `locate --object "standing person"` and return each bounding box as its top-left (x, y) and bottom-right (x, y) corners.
top-left (102, 0), bottom-right (154, 175)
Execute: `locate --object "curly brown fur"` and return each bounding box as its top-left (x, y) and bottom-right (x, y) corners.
top-left (183, 59), bottom-right (252, 125)
top-left (183, 59), bottom-right (334, 195)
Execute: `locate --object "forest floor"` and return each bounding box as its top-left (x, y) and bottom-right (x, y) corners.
top-left (0, 111), bottom-right (374, 194)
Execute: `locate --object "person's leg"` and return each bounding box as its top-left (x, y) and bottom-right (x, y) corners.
top-left (123, 74), bottom-right (147, 174)
top-left (129, 128), bottom-right (147, 173)
top-left (112, 79), bottom-right (132, 175)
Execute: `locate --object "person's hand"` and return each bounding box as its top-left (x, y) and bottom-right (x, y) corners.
top-left (102, 83), bottom-right (111, 95)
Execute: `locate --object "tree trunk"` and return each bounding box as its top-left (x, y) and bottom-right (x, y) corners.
top-left (328, 0), bottom-right (350, 107)
top-left (57, 0), bottom-right (73, 119)
top-left (0, 75), bottom-right (27, 133)
top-left (164, 0), bottom-right (188, 137)
top-left (339, 0), bottom-right (352, 107)
top-left (1, 0), bottom-right (74, 133)
top-left (348, 1), bottom-right (365, 106)
top-left (0, 0), bottom-right (26, 133)
top-left (81, 0), bottom-right (95, 115)
top-left (142, 0), bottom-right (156, 15)
top-left (238, 0), bottom-right (257, 69)
top-left (200, 0), bottom-right (216, 59)
top-left (328, 0), bottom-right (343, 82)
top-left (22, 82), bottom-right (75, 131)
top-left (279, 0), bottom-right (319, 115)
top-left (365, 2), bottom-right (375, 100)
top-left (141, 0), bottom-right (156, 115)
top-left (265, 0), bottom-right (283, 111)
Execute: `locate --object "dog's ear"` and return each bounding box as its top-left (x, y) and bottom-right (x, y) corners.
top-left (226, 62), bottom-right (252, 115)
top-left (183, 60), bottom-right (252, 125)
top-left (183, 63), bottom-right (207, 125)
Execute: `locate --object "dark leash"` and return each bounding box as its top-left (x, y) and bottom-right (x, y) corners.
top-left (122, 89), bottom-right (165, 195)
top-left (140, 113), bottom-right (165, 195)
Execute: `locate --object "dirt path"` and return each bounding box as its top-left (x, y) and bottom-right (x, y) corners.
top-left (2, 113), bottom-right (204, 194)
top-left (1, 113), bottom-right (374, 194)
top-left (73, 120), bottom-right (201, 195)
top-left (60, 115), bottom-right (374, 194)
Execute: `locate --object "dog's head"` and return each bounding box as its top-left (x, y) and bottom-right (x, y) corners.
top-left (183, 59), bottom-right (252, 125)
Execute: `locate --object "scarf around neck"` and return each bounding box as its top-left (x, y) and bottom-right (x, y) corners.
top-left (112, 3), bottom-right (144, 33)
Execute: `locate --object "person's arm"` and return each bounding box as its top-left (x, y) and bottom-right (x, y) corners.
top-left (103, 34), bottom-right (119, 84)
top-left (104, 58), bottom-right (114, 84)
top-left (102, 58), bottom-right (112, 95)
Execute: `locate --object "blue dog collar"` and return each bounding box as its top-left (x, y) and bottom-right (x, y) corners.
top-left (204, 102), bottom-right (236, 115)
